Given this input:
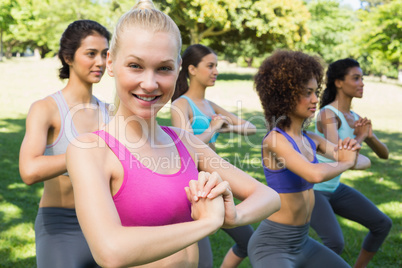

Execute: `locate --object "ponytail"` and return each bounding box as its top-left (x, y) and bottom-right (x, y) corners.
top-left (171, 44), bottom-right (216, 102)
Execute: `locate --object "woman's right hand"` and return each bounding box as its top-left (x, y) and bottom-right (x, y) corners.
top-left (334, 138), bottom-right (360, 166)
top-left (210, 114), bottom-right (229, 132)
top-left (353, 117), bottom-right (372, 141)
top-left (185, 177), bottom-right (225, 229)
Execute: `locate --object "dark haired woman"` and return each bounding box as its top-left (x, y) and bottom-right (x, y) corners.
top-left (170, 44), bottom-right (256, 267)
top-left (19, 20), bottom-right (111, 267)
top-left (247, 50), bottom-right (371, 267)
top-left (311, 58), bottom-right (392, 268)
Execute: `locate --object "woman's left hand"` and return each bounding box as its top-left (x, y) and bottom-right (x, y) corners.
top-left (186, 171), bottom-right (238, 228)
top-left (354, 117), bottom-right (372, 140)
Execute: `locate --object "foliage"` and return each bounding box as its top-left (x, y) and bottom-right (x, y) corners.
top-left (353, 0), bottom-right (402, 78)
top-left (3, 0), bottom-right (111, 58)
top-left (0, 0), bottom-right (18, 60)
top-left (201, 0), bottom-right (311, 66)
top-left (300, 0), bottom-right (357, 64)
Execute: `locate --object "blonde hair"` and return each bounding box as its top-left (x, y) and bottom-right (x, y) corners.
top-left (109, 0), bottom-right (182, 58)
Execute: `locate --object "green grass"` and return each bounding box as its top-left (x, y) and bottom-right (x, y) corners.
top-left (1, 57), bottom-right (401, 267)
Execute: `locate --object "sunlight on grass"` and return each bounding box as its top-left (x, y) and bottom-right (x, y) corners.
top-left (7, 183), bottom-right (28, 190)
top-left (0, 203), bottom-right (22, 222)
top-left (0, 119), bottom-right (25, 133)
top-left (379, 202), bottom-right (402, 219)
top-left (0, 223), bottom-right (35, 260)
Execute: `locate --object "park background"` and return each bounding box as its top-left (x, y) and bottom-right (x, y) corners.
top-left (0, 0), bottom-right (401, 267)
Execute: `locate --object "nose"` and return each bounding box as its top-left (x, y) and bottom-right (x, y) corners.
top-left (95, 53), bottom-right (106, 68)
top-left (140, 71), bottom-right (158, 92)
top-left (213, 66), bottom-right (219, 76)
top-left (312, 92), bottom-right (318, 103)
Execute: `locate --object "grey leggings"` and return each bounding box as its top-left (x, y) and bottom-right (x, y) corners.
top-left (311, 183), bottom-right (392, 254)
top-left (248, 219), bottom-right (350, 268)
top-left (35, 207), bottom-right (99, 268)
top-left (197, 225), bottom-right (254, 268)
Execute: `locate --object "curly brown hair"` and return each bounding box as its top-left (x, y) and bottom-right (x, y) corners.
top-left (255, 50), bottom-right (324, 131)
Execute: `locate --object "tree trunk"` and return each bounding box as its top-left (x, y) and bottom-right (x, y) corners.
top-left (245, 57), bottom-right (254, 67)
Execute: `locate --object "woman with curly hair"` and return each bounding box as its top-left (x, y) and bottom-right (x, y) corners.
top-left (247, 50), bottom-right (370, 267)
top-left (311, 58), bottom-right (392, 268)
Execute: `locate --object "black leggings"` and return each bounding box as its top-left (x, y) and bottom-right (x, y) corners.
top-left (197, 225), bottom-right (254, 267)
top-left (311, 183), bottom-right (392, 253)
top-left (35, 207), bottom-right (99, 268)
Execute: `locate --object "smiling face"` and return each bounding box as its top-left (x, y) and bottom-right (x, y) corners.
top-left (107, 27), bottom-right (181, 119)
top-left (292, 77), bottom-right (319, 120)
top-left (189, 53), bottom-right (218, 88)
top-left (336, 66), bottom-right (364, 99)
top-left (68, 33), bottom-right (109, 86)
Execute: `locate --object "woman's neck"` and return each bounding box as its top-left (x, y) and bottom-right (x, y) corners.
top-left (62, 78), bottom-right (94, 104)
top-left (332, 92), bottom-right (353, 113)
top-left (186, 81), bottom-right (207, 100)
top-left (110, 107), bottom-right (160, 144)
top-left (284, 116), bottom-right (304, 137)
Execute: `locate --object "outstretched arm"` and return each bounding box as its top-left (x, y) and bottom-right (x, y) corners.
top-left (210, 101), bottom-right (256, 136)
top-left (266, 131), bottom-right (360, 184)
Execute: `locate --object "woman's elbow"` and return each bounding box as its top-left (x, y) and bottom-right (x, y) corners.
top-left (309, 171), bottom-right (327, 184)
top-left (244, 123), bottom-right (257, 136)
top-left (19, 168), bottom-right (39, 186)
top-left (92, 244), bottom-right (128, 268)
top-left (263, 186), bottom-right (281, 215)
top-left (270, 190), bottom-right (281, 213)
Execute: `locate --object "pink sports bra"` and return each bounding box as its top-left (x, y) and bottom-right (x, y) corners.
top-left (94, 126), bottom-right (197, 226)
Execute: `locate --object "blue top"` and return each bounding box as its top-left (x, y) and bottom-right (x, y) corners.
top-left (179, 96), bottom-right (219, 143)
top-left (262, 127), bottom-right (317, 194)
top-left (314, 105), bottom-right (359, 192)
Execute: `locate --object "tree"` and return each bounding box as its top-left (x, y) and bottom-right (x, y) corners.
top-left (354, 0), bottom-right (402, 80)
top-left (300, 0), bottom-right (357, 64)
top-left (157, 0), bottom-right (310, 66)
top-left (7, 0), bottom-right (111, 58)
top-left (0, 0), bottom-right (18, 61)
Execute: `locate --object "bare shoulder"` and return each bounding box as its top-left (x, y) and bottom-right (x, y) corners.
top-left (167, 126), bottom-right (209, 151)
top-left (318, 107), bottom-right (338, 123)
top-left (27, 96), bottom-right (57, 117)
top-left (263, 130), bottom-right (287, 147)
top-left (67, 132), bottom-right (109, 159)
top-left (171, 97), bottom-right (189, 108)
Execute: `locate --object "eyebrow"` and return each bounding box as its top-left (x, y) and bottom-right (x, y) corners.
top-left (127, 55), bottom-right (175, 64)
top-left (85, 48), bottom-right (109, 52)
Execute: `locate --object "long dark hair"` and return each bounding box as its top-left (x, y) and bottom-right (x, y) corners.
top-left (171, 44), bottom-right (216, 102)
top-left (58, 20), bottom-right (110, 80)
top-left (320, 58), bottom-right (360, 108)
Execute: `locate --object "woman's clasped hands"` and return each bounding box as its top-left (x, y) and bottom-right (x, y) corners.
top-left (185, 171), bottom-right (238, 232)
